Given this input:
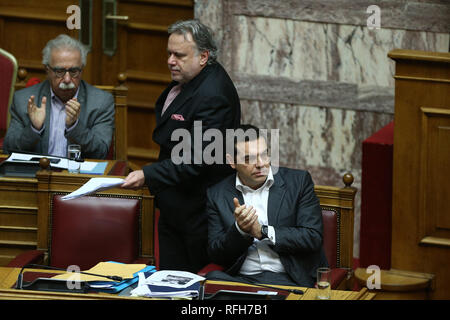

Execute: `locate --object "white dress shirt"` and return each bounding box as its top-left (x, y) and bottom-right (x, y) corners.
top-left (234, 167), bottom-right (286, 275)
top-left (48, 88), bottom-right (79, 157)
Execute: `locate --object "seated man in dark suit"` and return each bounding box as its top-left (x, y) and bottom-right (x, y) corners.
top-left (3, 34), bottom-right (114, 159)
top-left (206, 124), bottom-right (328, 287)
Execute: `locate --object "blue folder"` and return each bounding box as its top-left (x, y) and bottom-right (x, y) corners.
top-left (80, 161), bottom-right (108, 175)
top-left (89, 262), bottom-right (156, 293)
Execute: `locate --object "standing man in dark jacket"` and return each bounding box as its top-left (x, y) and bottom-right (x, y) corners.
top-left (122, 20), bottom-right (241, 273)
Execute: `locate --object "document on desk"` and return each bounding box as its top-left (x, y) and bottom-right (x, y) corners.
top-left (6, 152), bottom-right (68, 169)
top-left (143, 270), bottom-right (205, 288)
top-left (130, 270), bottom-right (205, 299)
top-left (61, 177), bottom-right (125, 200)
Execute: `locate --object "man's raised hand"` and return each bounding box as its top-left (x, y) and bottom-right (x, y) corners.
top-left (27, 95), bottom-right (46, 130)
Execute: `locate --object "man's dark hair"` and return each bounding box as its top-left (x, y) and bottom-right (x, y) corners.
top-left (226, 124), bottom-right (267, 163)
top-left (168, 19), bottom-right (218, 65)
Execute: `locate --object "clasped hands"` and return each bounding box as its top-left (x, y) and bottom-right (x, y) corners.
top-left (27, 95), bottom-right (81, 130)
top-left (233, 198), bottom-right (262, 240)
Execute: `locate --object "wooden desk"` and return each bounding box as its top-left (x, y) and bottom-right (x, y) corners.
top-left (0, 267), bottom-right (374, 300)
top-left (0, 155), bottom-right (149, 266)
top-left (355, 267), bottom-right (434, 300)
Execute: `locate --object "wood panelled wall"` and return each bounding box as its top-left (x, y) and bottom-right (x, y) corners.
top-left (0, 0), bottom-right (194, 166)
top-left (116, 0), bottom-right (193, 166)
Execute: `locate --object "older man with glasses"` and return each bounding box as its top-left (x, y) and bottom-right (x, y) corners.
top-left (3, 34), bottom-right (114, 159)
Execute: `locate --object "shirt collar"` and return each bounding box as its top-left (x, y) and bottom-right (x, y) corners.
top-left (235, 166), bottom-right (274, 193)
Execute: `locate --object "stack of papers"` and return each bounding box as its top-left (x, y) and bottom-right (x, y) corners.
top-left (130, 270), bottom-right (205, 299)
top-left (61, 177), bottom-right (125, 200)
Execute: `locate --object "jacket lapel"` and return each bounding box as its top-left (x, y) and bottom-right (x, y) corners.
top-left (267, 170), bottom-right (286, 225)
top-left (224, 176), bottom-right (244, 224)
top-left (76, 80), bottom-right (87, 113)
top-left (157, 84), bottom-right (193, 126)
top-left (154, 64), bottom-right (214, 130)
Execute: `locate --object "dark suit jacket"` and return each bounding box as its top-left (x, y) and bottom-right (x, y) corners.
top-left (206, 167), bottom-right (329, 287)
top-left (143, 62), bottom-right (241, 233)
top-left (3, 80), bottom-right (114, 159)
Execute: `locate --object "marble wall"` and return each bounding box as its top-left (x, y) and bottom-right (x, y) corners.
top-left (194, 0), bottom-right (450, 260)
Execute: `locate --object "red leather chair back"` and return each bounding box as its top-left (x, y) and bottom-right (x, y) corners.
top-left (25, 77), bottom-right (41, 88)
top-left (0, 48), bottom-right (17, 132)
top-left (50, 195), bottom-right (140, 270)
top-left (322, 208), bottom-right (339, 269)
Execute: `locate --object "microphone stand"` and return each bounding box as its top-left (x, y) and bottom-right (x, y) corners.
top-left (16, 264), bottom-right (123, 290)
top-left (243, 281), bottom-right (304, 295)
top-left (203, 278), bottom-right (304, 300)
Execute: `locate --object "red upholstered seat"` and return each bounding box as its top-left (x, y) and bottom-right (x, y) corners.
top-left (25, 77), bottom-right (41, 88)
top-left (321, 208), bottom-right (349, 289)
top-left (50, 195), bottom-right (141, 270)
top-left (0, 48), bottom-right (18, 150)
top-left (8, 194), bottom-right (150, 270)
top-left (322, 209), bottom-right (338, 269)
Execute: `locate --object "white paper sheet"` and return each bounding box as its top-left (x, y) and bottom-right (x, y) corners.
top-left (61, 177), bottom-right (125, 200)
top-left (130, 271), bottom-right (204, 299)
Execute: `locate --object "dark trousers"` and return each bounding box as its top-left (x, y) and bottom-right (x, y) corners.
top-left (158, 218), bottom-right (209, 274)
top-left (206, 270), bottom-right (299, 287)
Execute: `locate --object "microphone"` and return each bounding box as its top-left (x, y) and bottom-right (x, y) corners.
top-left (204, 277), bottom-right (304, 300)
top-left (239, 279), bottom-right (304, 295)
top-left (16, 264), bottom-right (123, 289)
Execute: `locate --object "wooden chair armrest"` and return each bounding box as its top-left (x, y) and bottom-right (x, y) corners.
top-left (198, 263), bottom-right (224, 277)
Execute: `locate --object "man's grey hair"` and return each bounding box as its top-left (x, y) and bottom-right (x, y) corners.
top-left (168, 19), bottom-right (218, 65)
top-left (42, 34), bottom-right (88, 67)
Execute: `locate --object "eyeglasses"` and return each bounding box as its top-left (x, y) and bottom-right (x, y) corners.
top-left (47, 65), bottom-right (82, 78)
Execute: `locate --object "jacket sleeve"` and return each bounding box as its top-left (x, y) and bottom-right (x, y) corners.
top-left (65, 91), bottom-right (115, 159)
top-left (3, 92), bottom-right (42, 154)
top-left (272, 172), bottom-right (324, 254)
top-left (206, 188), bottom-right (253, 268)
